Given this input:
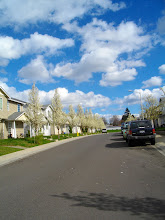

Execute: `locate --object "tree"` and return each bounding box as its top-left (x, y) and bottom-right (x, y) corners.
top-left (160, 87), bottom-right (165, 96)
top-left (102, 116), bottom-right (108, 125)
top-left (83, 108), bottom-right (88, 132)
top-left (68, 104), bottom-right (78, 134)
top-left (143, 94), bottom-right (161, 126)
top-left (50, 89), bottom-right (66, 139)
top-left (88, 109), bottom-right (95, 132)
top-left (77, 104), bottom-right (85, 133)
top-left (126, 114), bottom-right (136, 122)
top-left (25, 84), bottom-right (45, 140)
top-left (98, 117), bottom-right (105, 130)
top-left (122, 107), bottom-right (130, 121)
top-left (110, 115), bottom-right (120, 126)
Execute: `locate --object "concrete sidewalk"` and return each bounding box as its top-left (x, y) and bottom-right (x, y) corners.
top-left (155, 134), bottom-right (165, 157)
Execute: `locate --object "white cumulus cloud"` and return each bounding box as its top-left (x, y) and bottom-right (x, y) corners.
top-left (0, 32), bottom-right (74, 60)
top-left (159, 64), bottom-right (165, 74)
top-left (55, 19), bottom-right (152, 86)
top-left (142, 76), bottom-right (162, 88)
top-left (100, 68), bottom-right (137, 87)
top-left (0, 81), bottom-right (111, 108)
top-left (0, 0), bottom-right (126, 27)
top-left (114, 87), bottom-right (165, 107)
top-left (18, 56), bottom-right (55, 84)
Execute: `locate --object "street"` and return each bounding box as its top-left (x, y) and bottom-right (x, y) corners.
top-left (0, 132), bottom-right (165, 219)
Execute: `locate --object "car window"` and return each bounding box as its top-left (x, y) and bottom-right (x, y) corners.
top-left (131, 122), bottom-right (138, 129)
top-left (137, 121), bottom-right (152, 128)
top-left (131, 121), bottom-right (152, 129)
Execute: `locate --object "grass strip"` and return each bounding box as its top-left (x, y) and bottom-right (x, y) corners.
top-left (0, 146), bottom-right (23, 156)
top-left (107, 129), bottom-right (121, 133)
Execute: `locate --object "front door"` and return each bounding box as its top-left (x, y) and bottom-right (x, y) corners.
top-left (8, 122), bottom-right (13, 137)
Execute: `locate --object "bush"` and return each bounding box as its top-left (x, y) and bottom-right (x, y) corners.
top-left (156, 127), bottom-right (165, 131)
top-left (35, 134), bottom-right (44, 145)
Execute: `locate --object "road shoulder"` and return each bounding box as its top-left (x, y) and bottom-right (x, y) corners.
top-left (154, 134), bottom-right (165, 157)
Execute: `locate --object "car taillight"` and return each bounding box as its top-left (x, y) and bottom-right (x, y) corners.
top-left (152, 128), bottom-right (156, 134)
top-left (129, 130), bottom-right (132, 135)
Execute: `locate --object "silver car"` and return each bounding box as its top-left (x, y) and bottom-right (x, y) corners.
top-left (122, 123), bottom-right (128, 139)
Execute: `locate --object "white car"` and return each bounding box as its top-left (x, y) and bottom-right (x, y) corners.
top-left (102, 128), bottom-right (107, 133)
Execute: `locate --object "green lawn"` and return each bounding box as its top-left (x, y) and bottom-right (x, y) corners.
top-left (107, 129), bottom-right (121, 133)
top-left (0, 146), bottom-right (23, 156)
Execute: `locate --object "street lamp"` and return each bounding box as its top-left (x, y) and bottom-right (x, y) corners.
top-left (128, 90), bottom-right (144, 120)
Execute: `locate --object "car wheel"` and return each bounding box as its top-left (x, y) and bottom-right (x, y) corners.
top-left (128, 139), bottom-right (133, 147)
top-left (151, 139), bottom-right (155, 145)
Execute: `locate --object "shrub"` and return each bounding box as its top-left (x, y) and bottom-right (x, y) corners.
top-left (35, 134), bottom-right (44, 145)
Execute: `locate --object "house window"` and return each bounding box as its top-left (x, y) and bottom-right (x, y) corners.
top-left (7, 100), bottom-right (9, 111)
top-left (0, 98), bottom-right (2, 110)
top-left (18, 104), bottom-right (20, 112)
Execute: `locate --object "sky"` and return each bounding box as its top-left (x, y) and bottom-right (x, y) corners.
top-left (0, 0), bottom-right (165, 121)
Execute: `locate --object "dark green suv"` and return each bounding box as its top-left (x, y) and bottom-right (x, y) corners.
top-left (126, 120), bottom-right (156, 146)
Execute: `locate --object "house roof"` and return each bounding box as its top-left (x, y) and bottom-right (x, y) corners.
top-left (8, 112), bottom-right (26, 121)
top-left (9, 97), bottom-right (27, 105)
top-left (0, 86), bottom-right (10, 98)
top-left (0, 86), bottom-right (26, 105)
top-left (42, 104), bottom-right (51, 109)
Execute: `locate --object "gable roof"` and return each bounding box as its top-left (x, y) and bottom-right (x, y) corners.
top-left (0, 86), bottom-right (26, 105)
top-left (0, 86), bottom-right (10, 98)
top-left (9, 97), bottom-right (26, 105)
top-left (42, 104), bottom-right (51, 109)
top-left (8, 112), bottom-right (26, 121)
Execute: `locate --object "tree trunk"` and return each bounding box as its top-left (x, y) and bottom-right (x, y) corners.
top-left (53, 123), bottom-right (55, 135)
top-left (58, 128), bottom-right (60, 140)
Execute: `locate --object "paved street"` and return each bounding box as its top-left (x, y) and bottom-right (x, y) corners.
top-left (0, 133), bottom-right (165, 220)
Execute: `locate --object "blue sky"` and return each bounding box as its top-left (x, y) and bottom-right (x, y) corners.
top-left (0, 0), bottom-right (165, 120)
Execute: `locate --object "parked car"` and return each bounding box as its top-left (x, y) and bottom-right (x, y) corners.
top-left (126, 120), bottom-right (156, 146)
top-left (102, 128), bottom-right (107, 133)
top-left (121, 122), bottom-right (125, 134)
top-left (122, 122), bottom-right (128, 139)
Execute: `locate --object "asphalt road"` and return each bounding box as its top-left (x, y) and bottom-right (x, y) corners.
top-left (0, 133), bottom-right (165, 220)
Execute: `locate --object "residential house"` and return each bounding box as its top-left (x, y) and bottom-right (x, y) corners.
top-left (41, 105), bottom-right (81, 135)
top-left (158, 97), bottom-right (165, 127)
top-left (41, 105), bottom-right (51, 136)
top-left (24, 104), bottom-right (69, 136)
top-left (0, 86), bottom-right (27, 139)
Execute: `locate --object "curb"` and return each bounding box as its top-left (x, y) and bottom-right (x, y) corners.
top-left (0, 135), bottom-right (90, 168)
top-left (154, 143), bottom-right (165, 157)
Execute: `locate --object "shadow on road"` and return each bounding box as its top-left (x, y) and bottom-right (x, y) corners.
top-left (106, 141), bottom-right (128, 148)
top-left (51, 191), bottom-right (165, 218)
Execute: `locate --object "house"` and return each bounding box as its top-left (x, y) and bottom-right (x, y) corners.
top-left (24, 104), bottom-right (69, 136)
top-left (158, 97), bottom-right (165, 127)
top-left (0, 86), bottom-right (27, 139)
top-left (41, 105), bottom-right (51, 136)
top-left (40, 105), bottom-right (81, 136)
